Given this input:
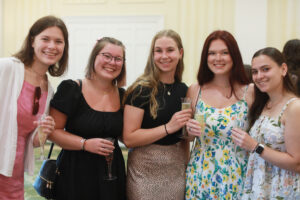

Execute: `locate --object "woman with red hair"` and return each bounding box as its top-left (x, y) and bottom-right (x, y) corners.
top-left (185, 30), bottom-right (254, 199)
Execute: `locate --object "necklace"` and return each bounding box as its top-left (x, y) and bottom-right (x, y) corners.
top-left (164, 83), bottom-right (174, 96)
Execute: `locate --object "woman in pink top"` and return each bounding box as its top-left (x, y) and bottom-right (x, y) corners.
top-left (0, 15), bottom-right (69, 199)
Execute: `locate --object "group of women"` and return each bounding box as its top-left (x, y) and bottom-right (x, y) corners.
top-left (0, 15), bottom-right (300, 200)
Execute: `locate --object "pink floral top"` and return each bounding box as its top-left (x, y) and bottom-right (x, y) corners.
top-left (242, 98), bottom-right (300, 199)
top-left (0, 81), bottom-right (47, 200)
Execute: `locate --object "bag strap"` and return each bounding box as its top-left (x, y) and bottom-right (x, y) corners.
top-left (47, 143), bottom-right (55, 159)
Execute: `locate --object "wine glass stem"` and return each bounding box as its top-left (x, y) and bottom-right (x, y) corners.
top-left (40, 145), bottom-right (44, 160)
top-left (107, 162), bottom-right (112, 177)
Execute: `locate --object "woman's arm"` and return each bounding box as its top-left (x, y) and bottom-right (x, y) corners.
top-left (123, 105), bottom-right (192, 148)
top-left (48, 107), bottom-right (114, 156)
top-left (185, 83), bottom-right (202, 140)
top-left (232, 99), bottom-right (300, 173)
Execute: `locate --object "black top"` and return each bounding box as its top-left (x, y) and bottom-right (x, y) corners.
top-left (125, 81), bottom-right (188, 145)
top-left (50, 79), bottom-right (126, 200)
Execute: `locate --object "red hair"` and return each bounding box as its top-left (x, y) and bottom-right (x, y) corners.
top-left (197, 30), bottom-right (249, 90)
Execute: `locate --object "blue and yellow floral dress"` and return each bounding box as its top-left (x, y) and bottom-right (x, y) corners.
top-left (185, 87), bottom-right (249, 200)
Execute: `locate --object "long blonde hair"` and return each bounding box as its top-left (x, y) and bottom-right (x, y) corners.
top-left (124, 29), bottom-right (184, 119)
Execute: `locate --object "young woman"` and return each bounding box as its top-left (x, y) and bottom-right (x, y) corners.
top-left (185, 30), bottom-right (254, 199)
top-left (49, 37), bottom-right (127, 200)
top-left (0, 15), bottom-right (68, 199)
top-left (232, 47), bottom-right (300, 199)
top-left (123, 29), bottom-right (192, 200)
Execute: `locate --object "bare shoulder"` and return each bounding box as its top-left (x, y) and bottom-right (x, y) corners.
top-left (245, 83), bottom-right (255, 108)
top-left (246, 83), bottom-right (255, 96)
top-left (286, 97), bottom-right (300, 114)
top-left (187, 83), bottom-right (200, 97)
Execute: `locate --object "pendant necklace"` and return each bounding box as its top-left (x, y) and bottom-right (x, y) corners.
top-left (165, 83), bottom-right (174, 96)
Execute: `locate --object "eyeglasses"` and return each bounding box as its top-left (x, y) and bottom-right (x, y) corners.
top-left (32, 86), bottom-right (41, 115)
top-left (99, 53), bottom-right (124, 64)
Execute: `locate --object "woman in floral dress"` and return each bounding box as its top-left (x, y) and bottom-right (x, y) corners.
top-left (185, 30), bottom-right (254, 199)
top-left (232, 47), bottom-right (300, 199)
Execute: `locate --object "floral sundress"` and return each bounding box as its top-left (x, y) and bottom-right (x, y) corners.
top-left (185, 87), bottom-right (249, 200)
top-left (242, 98), bottom-right (300, 200)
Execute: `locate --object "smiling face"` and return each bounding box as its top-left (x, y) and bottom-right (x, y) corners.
top-left (31, 26), bottom-right (65, 68)
top-left (93, 43), bottom-right (124, 81)
top-left (153, 36), bottom-right (183, 76)
top-left (251, 55), bottom-right (287, 93)
top-left (207, 39), bottom-right (233, 76)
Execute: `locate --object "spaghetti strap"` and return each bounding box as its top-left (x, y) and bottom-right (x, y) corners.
top-left (279, 97), bottom-right (298, 117)
top-left (197, 85), bottom-right (202, 99)
top-left (194, 85), bottom-right (202, 109)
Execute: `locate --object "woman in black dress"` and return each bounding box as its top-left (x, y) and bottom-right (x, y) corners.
top-left (123, 29), bottom-right (192, 200)
top-left (49, 37), bottom-right (126, 200)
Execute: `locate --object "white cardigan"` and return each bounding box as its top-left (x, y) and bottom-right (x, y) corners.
top-left (0, 57), bottom-right (54, 177)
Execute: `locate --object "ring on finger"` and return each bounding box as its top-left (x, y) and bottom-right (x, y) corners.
top-left (189, 127), bottom-right (192, 132)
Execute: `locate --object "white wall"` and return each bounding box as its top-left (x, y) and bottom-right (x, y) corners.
top-left (235, 0), bottom-right (267, 65)
top-left (0, 0), bottom-right (3, 57)
top-left (63, 16), bottom-right (164, 88)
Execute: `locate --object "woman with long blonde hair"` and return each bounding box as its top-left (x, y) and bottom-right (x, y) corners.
top-left (123, 29), bottom-right (192, 200)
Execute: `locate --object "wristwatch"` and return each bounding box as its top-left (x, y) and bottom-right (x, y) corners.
top-left (253, 143), bottom-right (265, 155)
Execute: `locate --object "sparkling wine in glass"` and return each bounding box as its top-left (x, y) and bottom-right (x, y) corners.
top-left (233, 115), bottom-right (245, 156)
top-left (179, 97), bottom-right (192, 138)
top-left (37, 114), bottom-right (47, 160)
top-left (195, 113), bottom-right (206, 145)
top-left (103, 137), bottom-right (117, 181)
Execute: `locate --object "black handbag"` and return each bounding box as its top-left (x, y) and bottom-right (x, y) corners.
top-left (33, 143), bottom-right (57, 199)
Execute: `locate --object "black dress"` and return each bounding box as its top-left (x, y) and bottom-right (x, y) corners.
top-left (50, 80), bottom-right (126, 200)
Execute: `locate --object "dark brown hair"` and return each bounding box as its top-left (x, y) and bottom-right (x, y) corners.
top-left (197, 30), bottom-right (249, 98)
top-left (282, 39), bottom-right (300, 95)
top-left (249, 47), bottom-right (296, 127)
top-left (13, 15), bottom-right (69, 76)
top-left (85, 37), bottom-right (126, 87)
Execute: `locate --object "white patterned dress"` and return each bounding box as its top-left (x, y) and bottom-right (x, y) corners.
top-left (242, 98), bottom-right (300, 200)
top-left (186, 87), bottom-right (249, 200)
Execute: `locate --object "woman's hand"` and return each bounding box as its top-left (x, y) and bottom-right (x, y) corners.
top-left (186, 119), bottom-right (202, 137)
top-left (231, 128), bottom-right (257, 152)
top-left (165, 108), bottom-right (192, 134)
top-left (84, 138), bottom-right (115, 156)
top-left (34, 115), bottom-right (56, 137)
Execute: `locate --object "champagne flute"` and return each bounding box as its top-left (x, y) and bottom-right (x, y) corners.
top-left (233, 114), bottom-right (244, 156)
top-left (194, 113), bottom-right (206, 145)
top-left (37, 114), bottom-right (47, 160)
top-left (179, 97), bottom-right (192, 138)
top-left (103, 137), bottom-right (117, 181)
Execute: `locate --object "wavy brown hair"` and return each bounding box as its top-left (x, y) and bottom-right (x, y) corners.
top-left (13, 15), bottom-right (69, 76)
top-left (85, 37), bottom-right (126, 87)
top-left (197, 30), bottom-right (249, 99)
top-left (124, 29), bottom-right (184, 119)
top-left (249, 47), bottom-right (296, 128)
